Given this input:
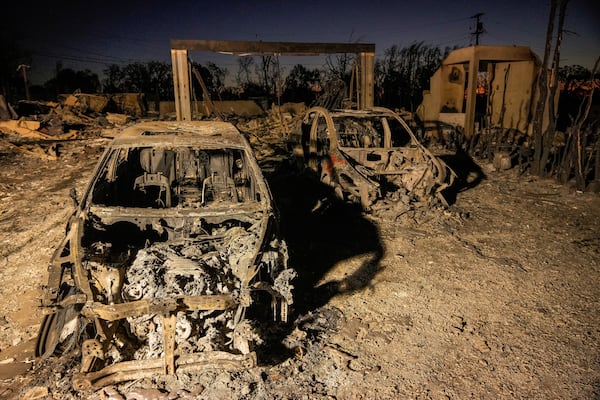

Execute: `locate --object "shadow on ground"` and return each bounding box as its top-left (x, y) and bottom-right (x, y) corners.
top-left (439, 148), bottom-right (486, 204)
top-left (259, 160), bottom-right (385, 362)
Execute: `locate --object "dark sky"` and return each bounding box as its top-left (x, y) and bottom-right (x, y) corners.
top-left (7, 0), bottom-right (600, 84)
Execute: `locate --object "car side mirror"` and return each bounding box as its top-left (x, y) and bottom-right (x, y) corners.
top-left (69, 187), bottom-right (80, 208)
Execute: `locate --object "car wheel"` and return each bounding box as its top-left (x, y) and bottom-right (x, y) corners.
top-left (35, 289), bottom-right (81, 358)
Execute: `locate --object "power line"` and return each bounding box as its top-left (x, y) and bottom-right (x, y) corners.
top-left (54, 45), bottom-right (138, 64)
top-left (32, 51), bottom-right (127, 66)
top-left (435, 35), bottom-right (473, 47)
top-left (81, 30), bottom-right (168, 52)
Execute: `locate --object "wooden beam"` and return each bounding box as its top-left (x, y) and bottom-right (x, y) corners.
top-left (170, 39), bottom-right (375, 55)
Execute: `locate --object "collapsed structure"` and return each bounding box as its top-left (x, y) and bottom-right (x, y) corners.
top-left (417, 45), bottom-right (558, 158)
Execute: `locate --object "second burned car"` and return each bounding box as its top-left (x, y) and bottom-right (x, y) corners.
top-left (292, 106), bottom-right (455, 210)
top-left (36, 121), bottom-right (295, 390)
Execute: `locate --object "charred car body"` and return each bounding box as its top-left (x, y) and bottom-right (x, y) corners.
top-left (36, 121), bottom-right (295, 389)
top-left (292, 107), bottom-right (455, 209)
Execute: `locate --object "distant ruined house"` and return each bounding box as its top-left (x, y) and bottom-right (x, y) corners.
top-left (417, 45), bottom-right (558, 142)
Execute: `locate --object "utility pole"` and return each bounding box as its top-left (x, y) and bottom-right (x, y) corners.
top-left (470, 13), bottom-right (486, 45)
top-left (16, 64), bottom-right (31, 101)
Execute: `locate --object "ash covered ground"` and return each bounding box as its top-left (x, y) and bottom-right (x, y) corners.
top-left (0, 126), bottom-right (599, 399)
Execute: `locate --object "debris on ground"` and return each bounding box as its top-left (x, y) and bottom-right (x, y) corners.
top-left (0, 111), bottom-right (598, 399)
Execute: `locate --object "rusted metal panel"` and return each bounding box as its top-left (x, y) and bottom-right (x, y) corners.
top-left (73, 352), bottom-right (257, 390)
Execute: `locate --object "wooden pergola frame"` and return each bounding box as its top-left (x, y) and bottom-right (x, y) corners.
top-left (170, 39), bottom-right (375, 120)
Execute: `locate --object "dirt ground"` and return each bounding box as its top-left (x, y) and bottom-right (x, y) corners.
top-left (0, 129), bottom-right (599, 399)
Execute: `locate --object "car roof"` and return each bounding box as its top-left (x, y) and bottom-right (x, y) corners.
top-left (110, 120), bottom-right (249, 149)
top-left (305, 107), bottom-right (402, 119)
top-left (327, 108), bottom-right (395, 117)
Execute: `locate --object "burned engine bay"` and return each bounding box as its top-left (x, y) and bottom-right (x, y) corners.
top-left (36, 126), bottom-right (296, 390)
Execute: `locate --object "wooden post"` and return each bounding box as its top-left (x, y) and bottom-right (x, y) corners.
top-left (191, 66), bottom-right (223, 120)
top-left (359, 52), bottom-right (374, 109)
top-left (171, 49), bottom-right (192, 121)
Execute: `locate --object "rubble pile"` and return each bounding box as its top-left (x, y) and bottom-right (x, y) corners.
top-left (0, 99), bottom-right (599, 399)
top-left (236, 102), bottom-right (305, 171)
top-left (0, 93), bottom-right (147, 161)
top-left (236, 103), bottom-right (305, 141)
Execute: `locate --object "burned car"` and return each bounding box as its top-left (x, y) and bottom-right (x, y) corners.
top-left (292, 107), bottom-right (455, 209)
top-left (36, 121), bottom-right (295, 389)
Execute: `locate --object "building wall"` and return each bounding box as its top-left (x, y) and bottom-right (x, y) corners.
top-left (489, 61), bottom-right (536, 133)
top-left (417, 64), bottom-right (465, 124)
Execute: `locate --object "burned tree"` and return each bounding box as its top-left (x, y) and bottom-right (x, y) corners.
top-left (556, 57), bottom-right (600, 189)
top-left (531, 0), bottom-right (568, 176)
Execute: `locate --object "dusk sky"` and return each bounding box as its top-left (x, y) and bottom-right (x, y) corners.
top-left (7, 0), bottom-right (600, 85)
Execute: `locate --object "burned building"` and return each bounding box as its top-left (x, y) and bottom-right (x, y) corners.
top-left (417, 45), bottom-right (558, 144)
